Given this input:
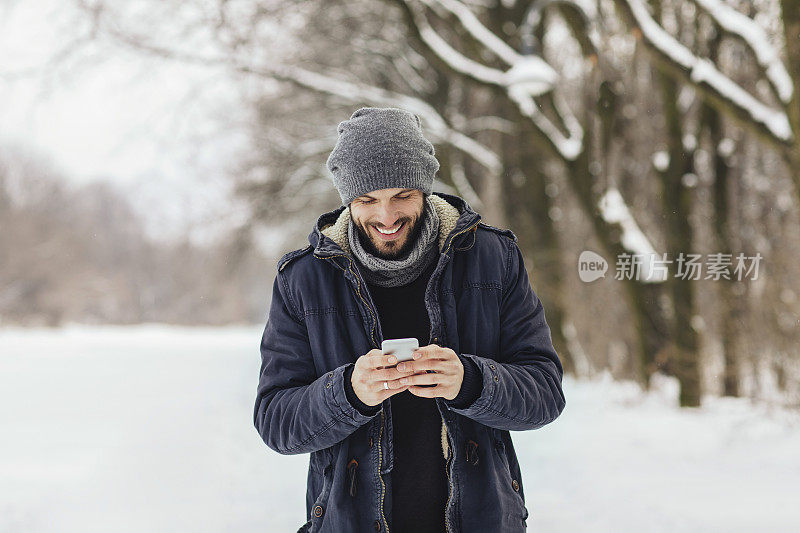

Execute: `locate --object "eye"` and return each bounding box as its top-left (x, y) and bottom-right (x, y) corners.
top-left (359, 198), bottom-right (376, 204)
top-left (395, 195), bottom-right (411, 200)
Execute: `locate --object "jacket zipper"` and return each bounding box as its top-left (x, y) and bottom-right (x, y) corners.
top-left (438, 221), bottom-right (478, 533)
top-left (319, 253), bottom-right (387, 531)
top-left (345, 256), bottom-right (379, 349)
top-left (443, 419), bottom-right (455, 533)
top-left (378, 409), bottom-right (388, 532)
top-left (443, 222), bottom-right (478, 533)
top-left (348, 254), bottom-right (390, 532)
top-left (349, 257), bottom-right (389, 533)
top-left (443, 222), bottom-right (479, 255)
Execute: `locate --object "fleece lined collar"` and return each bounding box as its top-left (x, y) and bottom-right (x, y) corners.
top-left (320, 194), bottom-right (459, 255)
top-left (310, 192), bottom-right (479, 257)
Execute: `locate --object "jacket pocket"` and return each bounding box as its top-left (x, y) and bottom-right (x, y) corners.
top-left (308, 462), bottom-right (334, 533)
top-left (491, 429), bottom-right (529, 521)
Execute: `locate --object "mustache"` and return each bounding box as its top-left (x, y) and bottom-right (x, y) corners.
top-left (367, 216), bottom-right (414, 229)
top-left (368, 219), bottom-right (411, 229)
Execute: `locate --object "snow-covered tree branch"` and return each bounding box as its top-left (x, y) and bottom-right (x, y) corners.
top-left (71, 0), bottom-right (499, 204)
top-left (402, 0), bottom-right (583, 160)
top-left (691, 0), bottom-right (793, 105)
top-left (614, 0), bottom-right (794, 145)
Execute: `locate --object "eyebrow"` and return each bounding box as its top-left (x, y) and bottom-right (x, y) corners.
top-left (359, 189), bottom-right (415, 200)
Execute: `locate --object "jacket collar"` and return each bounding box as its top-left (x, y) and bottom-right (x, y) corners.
top-left (309, 192), bottom-right (481, 258)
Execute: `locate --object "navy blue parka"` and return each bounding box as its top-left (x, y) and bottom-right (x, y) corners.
top-left (254, 192), bottom-right (565, 532)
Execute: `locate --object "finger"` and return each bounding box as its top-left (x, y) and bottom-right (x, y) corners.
top-left (396, 373), bottom-right (447, 387)
top-left (397, 359), bottom-right (450, 375)
top-left (359, 349), bottom-right (382, 368)
top-left (413, 345), bottom-right (451, 361)
top-left (408, 385), bottom-right (441, 398)
top-left (371, 366), bottom-right (412, 381)
top-left (378, 384), bottom-right (410, 400)
top-left (372, 378), bottom-right (407, 391)
top-left (367, 352), bottom-right (396, 370)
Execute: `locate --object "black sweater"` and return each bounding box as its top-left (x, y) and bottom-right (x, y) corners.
top-left (344, 259), bottom-right (482, 533)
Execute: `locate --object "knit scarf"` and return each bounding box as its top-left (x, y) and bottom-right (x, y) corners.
top-left (348, 195), bottom-right (440, 287)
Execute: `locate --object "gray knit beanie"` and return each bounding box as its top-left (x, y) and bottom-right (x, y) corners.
top-left (326, 107), bottom-right (439, 206)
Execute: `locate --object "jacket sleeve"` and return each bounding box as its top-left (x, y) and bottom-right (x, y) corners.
top-left (444, 238), bottom-right (566, 431)
top-left (253, 272), bottom-right (380, 455)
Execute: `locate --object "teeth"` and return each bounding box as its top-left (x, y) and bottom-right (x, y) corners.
top-left (376, 223), bottom-right (402, 235)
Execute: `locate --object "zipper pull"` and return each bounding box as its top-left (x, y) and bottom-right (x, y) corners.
top-left (347, 458), bottom-right (358, 497)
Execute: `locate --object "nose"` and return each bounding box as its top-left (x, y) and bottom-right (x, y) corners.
top-left (375, 204), bottom-right (399, 228)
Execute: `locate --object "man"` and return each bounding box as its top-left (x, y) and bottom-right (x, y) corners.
top-left (254, 107), bottom-right (565, 533)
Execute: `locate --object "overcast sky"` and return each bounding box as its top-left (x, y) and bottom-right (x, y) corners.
top-left (0, 0), bottom-right (253, 243)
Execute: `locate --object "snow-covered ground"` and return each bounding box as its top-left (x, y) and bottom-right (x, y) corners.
top-left (1, 325), bottom-right (798, 532)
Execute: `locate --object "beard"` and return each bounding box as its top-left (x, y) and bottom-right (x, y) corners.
top-left (353, 203), bottom-right (427, 260)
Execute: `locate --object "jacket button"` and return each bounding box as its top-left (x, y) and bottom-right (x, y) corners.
top-left (493, 375), bottom-right (499, 382)
top-left (373, 520), bottom-right (382, 531)
top-left (512, 479), bottom-right (519, 492)
top-left (313, 505), bottom-right (324, 517)
top-left (489, 363), bottom-right (496, 370)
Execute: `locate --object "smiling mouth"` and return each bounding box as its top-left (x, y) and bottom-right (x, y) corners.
top-left (376, 224), bottom-right (402, 234)
top-left (372, 221), bottom-right (405, 239)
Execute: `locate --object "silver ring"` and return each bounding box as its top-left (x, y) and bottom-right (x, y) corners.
top-left (383, 381), bottom-right (389, 390)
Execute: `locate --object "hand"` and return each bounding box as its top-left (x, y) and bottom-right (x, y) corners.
top-left (386, 344), bottom-right (464, 400)
top-left (351, 349), bottom-right (415, 406)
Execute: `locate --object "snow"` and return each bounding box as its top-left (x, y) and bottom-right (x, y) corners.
top-left (693, 0), bottom-right (793, 104)
top-left (504, 55), bottom-right (559, 97)
top-left (598, 187), bottom-right (667, 282)
top-left (624, 0), bottom-right (793, 142)
top-left (682, 172), bottom-right (699, 187)
top-left (510, 90), bottom-right (583, 161)
top-left (407, 0), bottom-right (583, 160)
top-left (266, 61), bottom-right (502, 175)
top-left (652, 150), bottom-right (670, 171)
top-left (427, 0), bottom-right (520, 66)
top-left (416, 22), bottom-right (506, 85)
top-left (690, 58), bottom-right (792, 141)
top-left (718, 137), bottom-right (736, 157)
top-left (3, 325), bottom-right (800, 532)
top-left (682, 133), bottom-right (697, 151)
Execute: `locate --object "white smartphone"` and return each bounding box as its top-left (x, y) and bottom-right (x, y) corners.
top-left (381, 338), bottom-right (419, 363)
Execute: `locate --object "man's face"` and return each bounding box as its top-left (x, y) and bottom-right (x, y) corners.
top-left (349, 188), bottom-right (426, 260)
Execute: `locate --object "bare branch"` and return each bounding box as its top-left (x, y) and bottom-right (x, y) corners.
top-left (66, 0), bottom-right (503, 181)
top-left (252, 63), bottom-right (503, 174)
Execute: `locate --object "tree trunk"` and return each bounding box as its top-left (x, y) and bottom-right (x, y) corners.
top-left (700, 30), bottom-right (742, 397)
top-left (779, 0), bottom-right (800, 201)
top-left (652, 0), bottom-right (702, 406)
